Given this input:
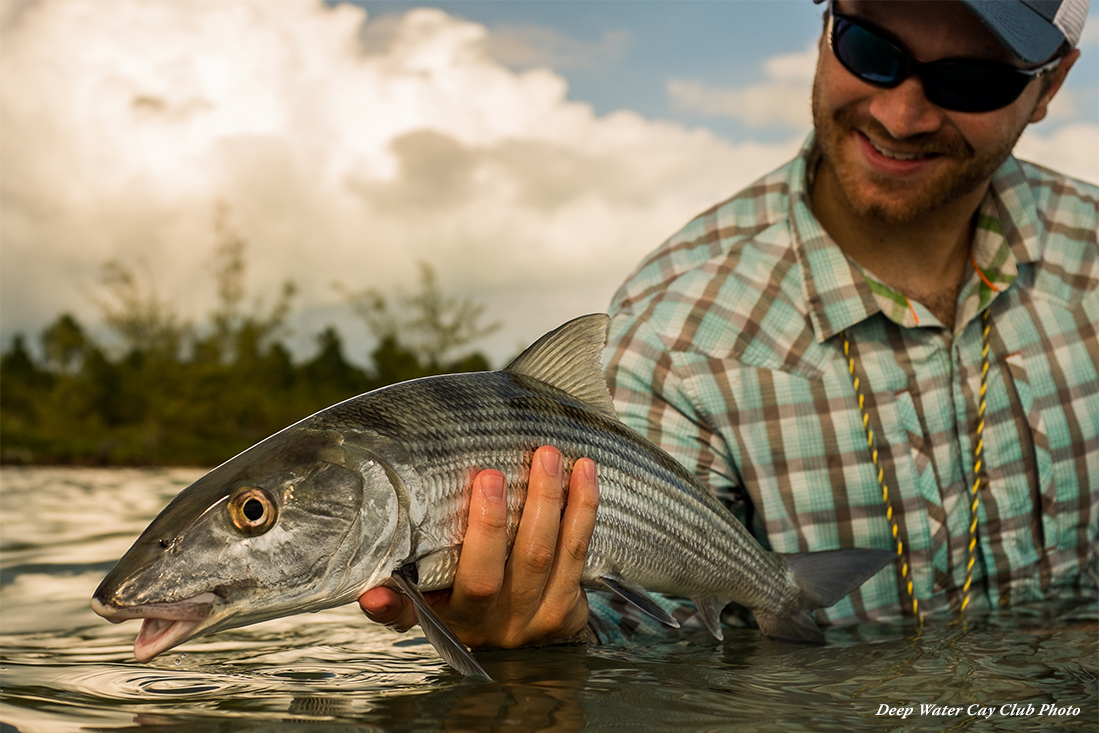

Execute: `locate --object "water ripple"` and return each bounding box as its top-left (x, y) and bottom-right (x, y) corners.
top-left (2, 467), bottom-right (1096, 732)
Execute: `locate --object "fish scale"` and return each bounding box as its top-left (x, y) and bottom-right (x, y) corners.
top-left (327, 368), bottom-right (795, 614)
top-left (92, 313), bottom-right (895, 681)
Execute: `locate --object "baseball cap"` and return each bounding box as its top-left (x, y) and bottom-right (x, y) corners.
top-left (814, 0), bottom-right (1091, 64)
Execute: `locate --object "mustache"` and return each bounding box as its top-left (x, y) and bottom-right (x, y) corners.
top-left (833, 105), bottom-right (974, 159)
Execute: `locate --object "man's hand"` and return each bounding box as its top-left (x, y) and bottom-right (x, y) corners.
top-left (358, 446), bottom-right (599, 648)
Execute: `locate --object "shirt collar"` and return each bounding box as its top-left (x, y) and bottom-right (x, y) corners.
top-left (984, 155), bottom-right (1044, 266)
top-left (789, 135), bottom-right (1040, 342)
top-left (788, 134), bottom-right (881, 342)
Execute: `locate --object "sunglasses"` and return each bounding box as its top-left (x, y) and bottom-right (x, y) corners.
top-left (828, 12), bottom-right (1061, 113)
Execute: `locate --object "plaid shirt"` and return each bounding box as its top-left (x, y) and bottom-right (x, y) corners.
top-left (590, 134), bottom-right (1098, 640)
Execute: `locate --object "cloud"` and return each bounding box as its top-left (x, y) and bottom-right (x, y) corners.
top-left (1041, 85), bottom-right (1082, 121)
top-left (1079, 14), bottom-right (1098, 47)
top-left (485, 24), bottom-right (630, 70)
top-left (667, 42), bottom-right (817, 129)
top-left (1015, 122), bottom-right (1099, 184)
top-left (0, 1), bottom-right (799, 363)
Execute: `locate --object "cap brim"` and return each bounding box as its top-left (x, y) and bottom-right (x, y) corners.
top-left (813, 0), bottom-right (1067, 63)
top-left (958, 0), bottom-right (1067, 63)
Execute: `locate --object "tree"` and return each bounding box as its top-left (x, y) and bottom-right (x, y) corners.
top-left (94, 260), bottom-right (190, 359)
top-left (340, 261), bottom-right (500, 372)
top-left (299, 327), bottom-right (368, 399)
top-left (41, 314), bottom-right (88, 373)
top-left (204, 204), bottom-right (296, 364)
top-left (1, 334), bottom-right (53, 415)
top-left (3, 212), bottom-right (503, 464)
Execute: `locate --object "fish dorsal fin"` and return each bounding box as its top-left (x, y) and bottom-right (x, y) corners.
top-left (505, 314), bottom-right (618, 421)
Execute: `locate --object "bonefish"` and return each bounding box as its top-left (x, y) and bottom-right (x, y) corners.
top-left (92, 314), bottom-right (893, 680)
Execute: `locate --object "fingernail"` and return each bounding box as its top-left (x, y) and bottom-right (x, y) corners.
top-left (481, 472), bottom-right (504, 502)
top-left (539, 448), bottom-right (561, 476)
top-left (581, 458), bottom-right (596, 484)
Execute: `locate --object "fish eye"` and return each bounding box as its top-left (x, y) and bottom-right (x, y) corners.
top-left (227, 487), bottom-right (278, 535)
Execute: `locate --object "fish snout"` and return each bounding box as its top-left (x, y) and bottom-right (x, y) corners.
top-left (90, 592), bottom-right (219, 623)
top-left (90, 596), bottom-right (131, 624)
top-left (90, 592), bottom-right (221, 662)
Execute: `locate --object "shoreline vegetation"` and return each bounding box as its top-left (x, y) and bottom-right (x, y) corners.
top-left (1, 222), bottom-right (500, 467)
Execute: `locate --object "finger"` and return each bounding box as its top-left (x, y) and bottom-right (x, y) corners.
top-left (501, 447), bottom-right (566, 609)
top-left (551, 458), bottom-right (598, 584)
top-left (541, 457), bottom-right (598, 633)
top-left (358, 586), bottom-right (419, 632)
top-left (446, 469), bottom-right (510, 622)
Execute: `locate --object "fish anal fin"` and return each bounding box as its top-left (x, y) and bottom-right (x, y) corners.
top-left (505, 314), bottom-right (619, 421)
top-left (599, 575), bottom-right (679, 629)
top-left (691, 596), bottom-right (727, 641)
top-left (391, 565), bottom-right (492, 682)
top-left (754, 609), bottom-right (825, 644)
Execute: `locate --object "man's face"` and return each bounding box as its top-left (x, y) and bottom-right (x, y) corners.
top-left (812, 0), bottom-right (1073, 224)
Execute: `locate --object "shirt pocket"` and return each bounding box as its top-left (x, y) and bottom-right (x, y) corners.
top-left (891, 389), bottom-right (945, 513)
top-left (1001, 351), bottom-right (1078, 555)
top-left (872, 388), bottom-right (943, 605)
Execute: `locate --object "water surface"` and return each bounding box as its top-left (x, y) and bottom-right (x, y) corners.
top-left (1, 467), bottom-right (1095, 731)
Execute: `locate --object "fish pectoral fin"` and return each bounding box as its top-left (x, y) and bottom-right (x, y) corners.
top-left (691, 596), bottom-right (727, 641)
top-left (598, 575), bottom-right (679, 629)
top-left (390, 565), bottom-right (492, 682)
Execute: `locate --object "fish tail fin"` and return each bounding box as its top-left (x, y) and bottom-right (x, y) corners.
top-left (755, 549), bottom-right (895, 644)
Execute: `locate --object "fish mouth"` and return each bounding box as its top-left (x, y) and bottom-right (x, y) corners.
top-left (91, 592), bottom-right (220, 662)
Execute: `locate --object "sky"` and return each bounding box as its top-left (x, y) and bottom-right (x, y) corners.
top-left (2, 0), bottom-right (1097, 366)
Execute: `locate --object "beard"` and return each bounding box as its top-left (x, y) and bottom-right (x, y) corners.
top-left (811, 78), bottom-right (1028, 225)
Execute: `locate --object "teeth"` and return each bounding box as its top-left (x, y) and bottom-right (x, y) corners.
top-left (869, 138), bottom-right (926, 161)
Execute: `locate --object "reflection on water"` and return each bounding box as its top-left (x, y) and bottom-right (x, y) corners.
top-left (1, 468), bottom-right (1096, 732)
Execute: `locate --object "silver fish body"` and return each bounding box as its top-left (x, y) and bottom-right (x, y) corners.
top-left (333, 368), bottom-right (788, 608)
top-left (92, 314), bottom-right (893, 679)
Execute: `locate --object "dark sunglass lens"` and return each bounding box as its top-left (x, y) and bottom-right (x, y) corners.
top-left (834, 18), bottom-right (905, 86)
top-left (922, 63), bottom-right (1031, 112)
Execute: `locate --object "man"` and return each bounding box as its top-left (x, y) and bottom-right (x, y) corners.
top-left (361, 0), bottom-right (1097, 646)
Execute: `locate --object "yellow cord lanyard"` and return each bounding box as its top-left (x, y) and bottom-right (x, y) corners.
top-left (842, 308), bottom-right (991, 621)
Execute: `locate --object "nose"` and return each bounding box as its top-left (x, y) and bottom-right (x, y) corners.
top-left (867, 75), bottom-right (945, 139)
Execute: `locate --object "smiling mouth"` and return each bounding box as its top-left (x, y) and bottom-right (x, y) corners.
top-left (91, 592), bottom-right (219, 662)
top-left (864, 134), bottom-right (936, 162)
top-left (857, 134), bottom-right (945, 165)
